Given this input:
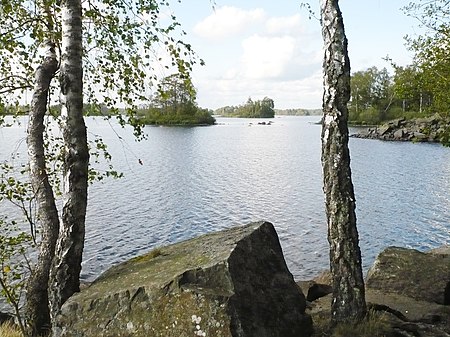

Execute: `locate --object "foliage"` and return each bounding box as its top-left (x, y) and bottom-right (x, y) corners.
top-left (349, 67), bottom-right (395, 124)
top-left (153, 74), bottom-right (197, 111)
top-left (0, 162), bottom-right (36, 242)
top-left (405, 31), bottom-right (450, 114)
top-left (275, 108), bottom-right (322, 116)
top-left (215, 97), bottom-right (275, 118)
top-left (0, 0), bottom-right (203, 136)
top-left (402, 0), bottom-right (450, 116)
top-left (143, 107), bottom-right (215, 126)
top-left (348, 1), bottom-right (450, 139)
top-left (402, 0), bottom-right (450, 33)
top-left (440, 126), bottom-right (450, 147)
top-left (140, 73), bottom-right (215, 125)
top-left (0, 216), bottom-right (33, 336)
top-left (348, 64), bottom-right (447, 128)
top-left (0, 154), bottom-right (36, 335)
top-left (391, 65), bottom-right (426, 113)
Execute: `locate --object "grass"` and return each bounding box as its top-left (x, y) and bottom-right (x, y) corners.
top-left (312, 310), bottom-right (393, 337)
top-left (130, 248), bottom-right (163, 263)
top-left (0, 323), bottom-right (22, 337)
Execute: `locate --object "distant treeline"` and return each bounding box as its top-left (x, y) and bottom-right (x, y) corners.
top-left (275, 108), bottom-right (322, 116)
top-left (215, 97), bottom-right (275, 118)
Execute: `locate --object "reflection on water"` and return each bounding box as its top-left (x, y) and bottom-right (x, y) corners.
top-left (1, 116), bottom-right (449, 282)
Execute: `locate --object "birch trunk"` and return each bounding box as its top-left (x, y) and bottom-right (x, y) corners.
top-left (49, 0), bottom-right (88, 324)
top-left (25, 41), bottom-right (60, 337)
top-left (320, 0), bottom-right (367, 325)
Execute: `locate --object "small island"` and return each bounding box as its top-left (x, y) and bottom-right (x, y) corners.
top-left (214, 97), bottom-right (275, 118)
top-left (138, 74), bottom-right (216, 126)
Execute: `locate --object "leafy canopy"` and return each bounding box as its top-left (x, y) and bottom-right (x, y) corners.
top-left (0, 0), bottom-right (203, 135)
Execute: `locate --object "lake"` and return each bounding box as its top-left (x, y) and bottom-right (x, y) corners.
top-left (1, 116), bottom-right (449, 282)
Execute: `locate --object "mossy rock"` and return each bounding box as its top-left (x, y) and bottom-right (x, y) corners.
top-left (366, 246), bottom-right (450, 305)
top-left (54, 221), bottom-right (312, 337)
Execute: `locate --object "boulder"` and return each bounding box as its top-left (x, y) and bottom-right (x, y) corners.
top-left (306, 284), bottom-right (332, 302)
top-left (378, 124), bottom-right (391, 136)
top-left (366, 246), bottom-right (450, 305)
top-left (393, 129), bottom-right (405, 139)
top-left (389, 118), bottom-right (405, 128)
top-left (413, 132), bottom-right (428, 141)
top-left (54, 221), bottom-right (312, 337)
top-left (296, 271), bottom-right (332, 303)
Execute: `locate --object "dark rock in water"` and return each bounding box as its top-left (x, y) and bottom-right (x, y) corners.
top-left (54, 221), bottom-right (312, 337)
top-left (366, 246), bottom-right (450, 305)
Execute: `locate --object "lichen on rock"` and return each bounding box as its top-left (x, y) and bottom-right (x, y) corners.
top-left (54, 221), bottom-right (313, 337)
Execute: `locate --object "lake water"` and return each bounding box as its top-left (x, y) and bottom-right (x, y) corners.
top-left (1, 116), bottom-right (449, 282)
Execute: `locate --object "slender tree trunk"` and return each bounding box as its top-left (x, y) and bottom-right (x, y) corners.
top-left (49, 0), bottom-right (88, 325)
top-left (25, 41), bottom-right (60, 337)
top-left (320, 0), bottom-right (366, 325)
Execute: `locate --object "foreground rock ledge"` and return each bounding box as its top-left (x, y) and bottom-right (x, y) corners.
top-left (366, 246), bottom-right (450, 305)
top-left (54, 221), bottom-right (312, 337)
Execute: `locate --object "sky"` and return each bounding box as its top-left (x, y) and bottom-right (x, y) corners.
top-left (166, 0), bottom-right (425, 110)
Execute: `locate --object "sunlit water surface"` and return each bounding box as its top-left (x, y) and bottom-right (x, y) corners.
top-left (1, 116), bottom-right (449, 282)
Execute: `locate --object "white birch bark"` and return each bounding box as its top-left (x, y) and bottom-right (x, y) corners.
top-left (320, 0), bottom-right (367, 325)
top-left (49, 0), bottom-right (89, 326)
top-left (25, 40), bottom-right (60, 337)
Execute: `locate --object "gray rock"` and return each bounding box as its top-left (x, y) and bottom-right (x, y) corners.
top-left (366, 246), bottom-right (450, 305)
top-left (413, 132), bottom-right (427, 140)
top-left (389, 118), bottom-right (406, 128)
top-left (425, 114), bottom-right (440, 124)
top-left (54, 221), bottom-right (312, 337)
top-left (378, 124), bottom-right (391, 136)
top-left (393, 129), bottom-right (405, 139)
top-left (428, 245), bottom-right (450, 256)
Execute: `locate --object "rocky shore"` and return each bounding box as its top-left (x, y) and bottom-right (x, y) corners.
top-left (351, 114), bottom-right (449, 143)
top-left (299, 245), bottom-right (450, 337)
top-left (2, 223), bottom-right (449, 336)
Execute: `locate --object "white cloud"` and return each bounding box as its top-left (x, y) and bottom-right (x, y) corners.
top-left (190, 6), bottom-right (323, 109)
top-left (193, 6), bottom-right (265, 39)
top-left (194, 69), bottom-right (323, 110)
top-left (265, 14), bottom-right (305, 35)
top-left (241, 35), bottom-right (296, 79)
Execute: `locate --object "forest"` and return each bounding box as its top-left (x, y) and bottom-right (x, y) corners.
top-left (214, 97), bottom-right (275, 118)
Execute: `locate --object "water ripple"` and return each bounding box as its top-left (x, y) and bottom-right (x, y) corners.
top-left (2, 117), bottom-right (449, 283)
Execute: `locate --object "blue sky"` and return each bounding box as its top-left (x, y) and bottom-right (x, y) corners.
top-left (168, 1), bottom-right (423, 110)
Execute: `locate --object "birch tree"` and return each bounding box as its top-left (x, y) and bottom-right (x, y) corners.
top-left (48, 0), bottom-right (88, 327)
top-left (25, 40), bottom-right (60, 336)
top-left (320, 0), bottom-right (367, 325)
top-left (1, 1), bottom-right (200, 335)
